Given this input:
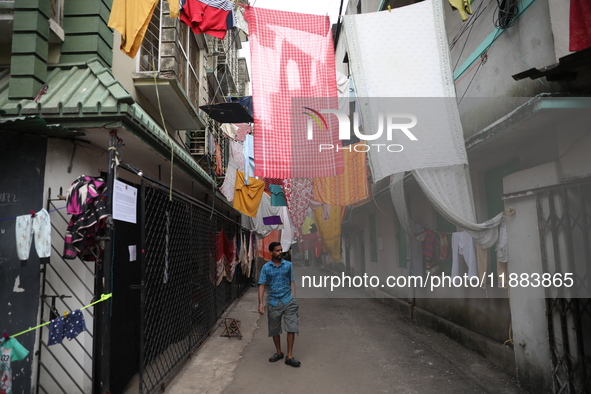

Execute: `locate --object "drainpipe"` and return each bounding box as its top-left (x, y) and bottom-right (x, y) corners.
top-left (98, 130), bottom-right (117, 394)
top-left (9, 0), bottom-right (49, 100)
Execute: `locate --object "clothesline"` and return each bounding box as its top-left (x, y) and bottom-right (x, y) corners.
top-left (6, 293), bottom-right (112, 339)
top-left (0, 206), bottom-right (66, 222)
top-left (234, 2), bottom-right (354, 17)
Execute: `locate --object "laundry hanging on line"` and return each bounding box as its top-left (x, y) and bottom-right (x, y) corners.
top-left (342, 0), bottom-right (468, 180)
top-left (233, 171), bottom-right (265, 217)
top-left (63, 175), bottom-right (110, 262)
top-left (48, 310), bottom-right (87, 346)
top-left (245, 6), bottom-right (344, 179)
top-left (220, 139), bottom-right (246, 202)
top-left (269, 184), bottom-right (287, 207)
top-left (312, 142), bottom-right (372, 207)
top-left (1, 335), bottom-right (28, 394)
top-left (180, 0), bottom-right (236, 40)
top-left (282, 178), bottom-right (314, 241)
top-left (15, 208), bottom-right (51, 264)
top-left (108, 0), bottom-right (182, 58)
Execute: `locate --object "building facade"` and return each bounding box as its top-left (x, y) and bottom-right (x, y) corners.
top-left (0, 0), bottom-right (251, 393)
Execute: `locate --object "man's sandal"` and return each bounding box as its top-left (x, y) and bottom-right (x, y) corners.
top-left (269, 353), bottom-right (284, 362)
top-left (285, 357), bottom-right (301, 367)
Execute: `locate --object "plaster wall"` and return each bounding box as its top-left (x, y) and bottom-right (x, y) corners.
top-left (341, 190), bottom-right (408, 300)
top-left (503, 165), bottom-right (554, 392)
top-left (557, 119), bottom-right (591, 181)
top-left (447, 0), bottom-right (560, 137)
top-left (548, 0), bottom-right (571, 60)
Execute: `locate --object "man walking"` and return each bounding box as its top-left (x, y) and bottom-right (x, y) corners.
top-left (258, 242), bottom-right (301, 367)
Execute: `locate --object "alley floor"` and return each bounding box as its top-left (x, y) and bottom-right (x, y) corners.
top-left (164, 267), bottom-right (524, 394)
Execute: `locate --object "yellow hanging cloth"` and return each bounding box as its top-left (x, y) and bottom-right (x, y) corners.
top-left (108, 0), bottom-right (159, 58)
top-left (168, 0), bottom-right (180, 18)
top-left (313, 142), bottom-right (371, 207)
top-left (448, 0), bottom-right (473, 21)
top-left (313, 205), bottom-right (342, 264)
top-left (233, 171), bottom-right (266, 217)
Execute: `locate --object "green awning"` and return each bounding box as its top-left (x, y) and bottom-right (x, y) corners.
top-left (0, 58), bottom-right (215, 187)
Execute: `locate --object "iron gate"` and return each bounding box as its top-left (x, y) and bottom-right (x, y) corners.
top-left (139, 178), bottom-right (252, 394)
top-left (35, 189), bottom-right (96, 394)
top-left (536, 179), bottom-right (591, 394)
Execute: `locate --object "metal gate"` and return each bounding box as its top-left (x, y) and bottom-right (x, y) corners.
top-left (35, 188), bottom-right (96, 394)
top-left (138, 178), bottom-right (252, 394)
top-left (536, 179), bottom-right (591, 394)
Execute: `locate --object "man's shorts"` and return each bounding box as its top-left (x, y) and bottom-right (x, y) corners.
top-left (267, 299), bottom-right (299, 337)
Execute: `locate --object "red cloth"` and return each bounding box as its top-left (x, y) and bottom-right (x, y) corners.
top-left (263, 177), bottom-right (283, 193)
top-left (180, 0), bottom-right (229, 39)
top-left (215, 229), bottom-right (234, 284)
top-left (570, 0), bottom-right (591, 51)
top-left (439, 232), bottom-right (450, 261)
top-left (422, 229), bottom-right (437, 259)
top-left (234, 123), bottom-right (251, 142)
top-left (298, 231), bottom-right (319, 253)
top-left (244, 6), bottom-right (344, 178)
top-left (216, 229), bottom-right (234, 264)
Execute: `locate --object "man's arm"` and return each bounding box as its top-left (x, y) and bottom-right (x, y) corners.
top-left (290, 263), bottom-right (296, 298)
top-left (258, 284), bottom-right (265, 315)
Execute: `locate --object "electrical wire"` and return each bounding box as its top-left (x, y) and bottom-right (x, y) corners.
top-left (493, 0), bottom-right (518, 29)
top-left (458, 52), bottom-right (487, 105)
top-left (450, 0), bottom-right (492, 72)
top-left (449, 0), bottom-right (492, 51)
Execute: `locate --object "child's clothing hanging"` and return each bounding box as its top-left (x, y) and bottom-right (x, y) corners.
top-left (1, 337), bottom-right (29, 394)
top-left (48, 310), bottom-right (88, 346)
top-left (15, 209), bottom-right (51, 263)
top-left (63, 176), bottom-right (110, 262)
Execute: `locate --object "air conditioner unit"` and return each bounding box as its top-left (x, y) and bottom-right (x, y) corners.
top-left (188, 130), bottom-right (206, 156)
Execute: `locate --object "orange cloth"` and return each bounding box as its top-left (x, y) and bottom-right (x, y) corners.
top-left (313, 205), bottom-right (342, 263)
top-left (313, 143), bottom-right (371, 207)
top-left (108, 0), bottom-right (159, 58)
top-left (259, 231), bottom-right (281, 261)
top-left (215, 141), bottom-right (223, 176)
top-left (233, 171), bottom-right (265, 217)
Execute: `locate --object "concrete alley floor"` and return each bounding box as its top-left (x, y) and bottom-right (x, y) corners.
top-left (164, 267), bottom-right (524, 394)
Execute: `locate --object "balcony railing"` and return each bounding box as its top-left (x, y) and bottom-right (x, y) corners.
top-left (134, 0), bottom-right (207, 131)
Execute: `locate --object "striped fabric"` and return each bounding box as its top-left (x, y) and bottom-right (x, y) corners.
top-left (313, 142), bottom-right (371, 207)
top-left (245, 6), bottom-right (344, 178)
top-left (199, 0), bottom-right (233, 11)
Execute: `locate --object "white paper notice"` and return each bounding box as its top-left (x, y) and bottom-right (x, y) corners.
top-left (129, 245), bottom-right (137, 262)
top-left (113, 179), bottom-right (137, 223)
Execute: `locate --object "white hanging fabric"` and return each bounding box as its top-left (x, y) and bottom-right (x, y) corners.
top-left (390, 167), bottom-right (504, 249)
top-left (342, 0), bottom-right (468, 180)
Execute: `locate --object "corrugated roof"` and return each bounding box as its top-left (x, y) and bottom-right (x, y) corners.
top-left (0, 58), bottom-right (215, 187)
top-left (0, 59), bottom-right (134, 116)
